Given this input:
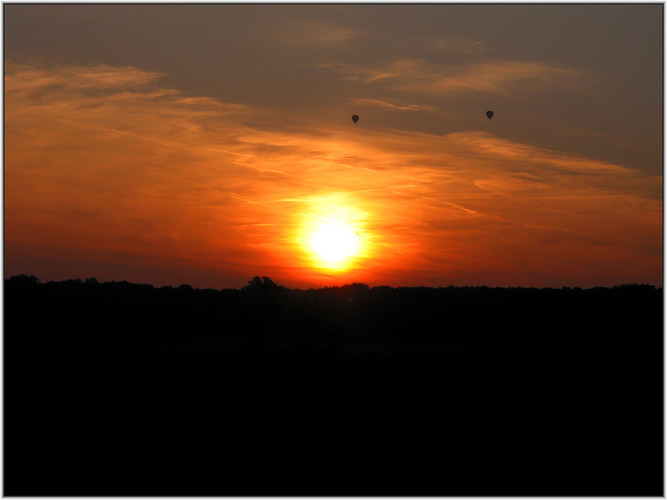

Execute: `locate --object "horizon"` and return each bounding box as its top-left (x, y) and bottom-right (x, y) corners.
top-left (6, 272), bottom-right (661, 292)
top-left (4, 4), bottom-right (663, 290)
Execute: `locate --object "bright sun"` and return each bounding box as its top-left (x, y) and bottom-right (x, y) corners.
top-left (310, 219), bottom-right (360, 268)
top-left (296, 202), bottom-right (368, 272)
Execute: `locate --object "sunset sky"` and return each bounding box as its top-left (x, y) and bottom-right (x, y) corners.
top-left (4, 4), bottom-right (663, 289)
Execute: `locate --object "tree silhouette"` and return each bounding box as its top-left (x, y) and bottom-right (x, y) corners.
top-left (243, 276), bottom-right (280, 291)
top-left (8, 273), bottom-right (39, 284)
top-left (3, 275), bottom-right (663, 496)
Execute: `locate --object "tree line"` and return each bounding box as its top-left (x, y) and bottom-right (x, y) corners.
top-left (5, 273), bottom-right (661, 351)
top-left (4, 274), bottom-right (663, 496)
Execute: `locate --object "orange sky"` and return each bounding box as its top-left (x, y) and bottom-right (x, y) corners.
top-left (4, 5), bottom-right (663, 289)
top-left (5, 60), bottom-right (661, 289)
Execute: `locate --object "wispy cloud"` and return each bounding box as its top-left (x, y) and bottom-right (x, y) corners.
top-left (322, 58), bottom-right (586, 96)
top-left (273, 18), bottom-right (363, 46)
top-left (348, 98), bottom-right (436, 112)
top-left (424, 37), bottom-right (488, 55)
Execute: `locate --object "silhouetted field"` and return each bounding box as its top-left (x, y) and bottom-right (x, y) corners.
top-left (5, 275), bottom-right (663, 495)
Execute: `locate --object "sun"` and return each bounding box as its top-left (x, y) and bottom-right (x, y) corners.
top-left (295, 201), bottom-right (369, 272)
top-left (310, 219), bottom-right (360, 268)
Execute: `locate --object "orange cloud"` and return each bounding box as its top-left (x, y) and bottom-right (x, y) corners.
top-left (5, 61), bottom-right (661, 288)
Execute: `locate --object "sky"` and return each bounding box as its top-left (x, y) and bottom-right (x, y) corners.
top-left (4, 3), bottom-right (663, 289)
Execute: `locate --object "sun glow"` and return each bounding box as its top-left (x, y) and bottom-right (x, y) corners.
top-left (298, 203), bottom-right (368, 272)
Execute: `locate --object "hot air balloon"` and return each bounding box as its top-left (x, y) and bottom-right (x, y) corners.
top-left (486, 110), bottom-right (494, 120)
top-left (351, 114), bottom-right (359, 124)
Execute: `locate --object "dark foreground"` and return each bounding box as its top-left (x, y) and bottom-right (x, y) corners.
top-left (4, 276), bottom-right (663, 495)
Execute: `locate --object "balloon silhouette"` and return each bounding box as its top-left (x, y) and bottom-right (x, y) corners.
top-left (351, 114), bottom-right (359, 124)
top-left (486, 110), bottom-right (494, 120)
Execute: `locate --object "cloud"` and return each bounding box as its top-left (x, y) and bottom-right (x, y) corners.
top-left (6, 61), bottom-right (166, 94)
top-left (5, 60), bottom-right (660, 288)
top-left (348, 98), bottom-right (436, 112)
top-left (321, 58), bottom-right (586, 96)
top-left (429, 61), bottom-right (584, 94)
top-left (273, 18), bottom-right (363, 46)
top-left (421, 37), bottom-right (489, 55)
top-left (5, 61), bottom-right (262, 279)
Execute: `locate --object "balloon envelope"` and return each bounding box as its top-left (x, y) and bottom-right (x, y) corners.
top-left (486, 110), bottom-right (494, 120)
top-left (351, 114), bottom-right (359, 124)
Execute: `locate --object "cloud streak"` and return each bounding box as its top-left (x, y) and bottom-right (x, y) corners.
top-left (322, 58), bottom-right (586, 96)
top-left (348, 98), bottom-right (436, 112)
top-left (275, 18), bottom-right (363, 46)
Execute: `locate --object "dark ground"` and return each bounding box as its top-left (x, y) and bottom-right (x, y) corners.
top-left (4, 275), bottom-right (663, 495)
